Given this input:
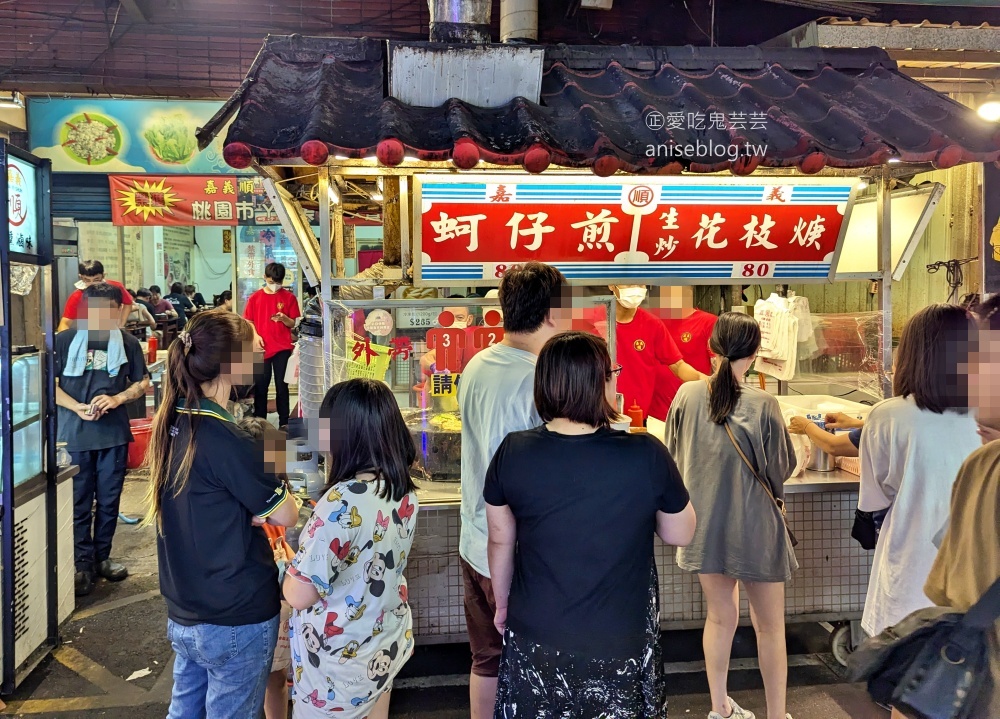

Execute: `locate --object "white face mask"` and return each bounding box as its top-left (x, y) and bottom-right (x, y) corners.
top-left (616, 287), bottom-right (647, 310)
top-left (74, 280), bottom-right (88, 290)
top-left (265, 282), bottom-right (281, 294)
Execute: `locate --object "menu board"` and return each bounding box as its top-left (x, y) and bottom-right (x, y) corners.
top-left (163, 226), bottom-right (194, 286)
top-left (78, 223), bottom-right (122, 279)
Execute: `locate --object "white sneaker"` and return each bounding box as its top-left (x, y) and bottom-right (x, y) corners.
top-left (707, 697), bottom-right (756, 719)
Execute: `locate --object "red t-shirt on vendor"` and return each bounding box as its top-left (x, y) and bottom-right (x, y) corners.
top-left (615, 308), bottom-right (682, 418)
top-left (649, 309), bottom-right (717, 421)
top-left (62, 279), bottom-right (133, 320)
top-left (243, 287), bottom-right (300, 360)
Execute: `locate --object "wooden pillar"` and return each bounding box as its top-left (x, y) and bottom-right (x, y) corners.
top-left (383, 176), bottom-right (401, 267)
top-left (334, 203), bottom-right (346, 279)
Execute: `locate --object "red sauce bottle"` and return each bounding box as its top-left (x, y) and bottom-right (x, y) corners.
top-left (627, 401), bottom-right (644, 428)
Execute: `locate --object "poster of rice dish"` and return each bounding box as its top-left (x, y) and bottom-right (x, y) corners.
top-left (28, 98), bottom-right (230, 174)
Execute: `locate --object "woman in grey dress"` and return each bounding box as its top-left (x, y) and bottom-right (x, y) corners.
top-left (666, 313), bottom-right (797, 719)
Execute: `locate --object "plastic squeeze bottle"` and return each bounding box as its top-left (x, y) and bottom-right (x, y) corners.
top-left (627, 401), bottom-right (644, 428)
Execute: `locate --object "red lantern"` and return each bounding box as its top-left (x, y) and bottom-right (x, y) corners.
top-left (523, 145), bottom-right (551, 174)
top-left (592, 154), bottom-right (619, 177)
top-left (730, 154), bottom-right (761, 176)
top-left (376, 138), bottom-right (405, 166)
top-left (933, 145), bottom-right (963, 170)
top-left (300, 140), bottom-right (330, 166)
top-left (452, 139), bottom-right (480, 169)
top-left (798, 152), bottom-right (827, 175)
top-left (223, 142), bottom-right (253, 170)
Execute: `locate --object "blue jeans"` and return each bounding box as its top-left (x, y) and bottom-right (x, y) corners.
top-left (166, 615), bottom-right (279, 719)
top-left (71, 446), bottom-right (128, 572)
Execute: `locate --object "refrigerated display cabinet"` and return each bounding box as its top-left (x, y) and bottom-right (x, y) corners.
top-left (1, 140), bottom-right (74, 693)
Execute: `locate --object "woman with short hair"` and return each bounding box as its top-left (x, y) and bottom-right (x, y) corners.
top-left (666, 312), bottom-right (797, 719)
top-left (859, 303), bottom-right (981, 639)
top-left (487, 331), bottom-right (696, 719)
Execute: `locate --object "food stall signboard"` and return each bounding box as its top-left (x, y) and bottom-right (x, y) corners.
top-left (414, 175), bottom-right (857, 286)
top-left (7, 156), bottom-right (38, 255)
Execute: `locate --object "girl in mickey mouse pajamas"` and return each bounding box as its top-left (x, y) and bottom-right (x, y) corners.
top-left (284, 379), bottom-right (420, 719)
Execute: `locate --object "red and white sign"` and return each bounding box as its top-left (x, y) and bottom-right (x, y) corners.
top-left (414, 176), bottom-right (856, 285)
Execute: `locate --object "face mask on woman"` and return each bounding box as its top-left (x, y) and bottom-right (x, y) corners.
top-left (616, 287), bottom-right (647, 310)
top-left (265, 281), bottom-right (281, 294)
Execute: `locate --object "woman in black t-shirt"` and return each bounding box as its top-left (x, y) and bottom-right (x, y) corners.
top-left (143, 310), bottom-right (299, 719)
top-left (485, 332), bottom-right (696, 719)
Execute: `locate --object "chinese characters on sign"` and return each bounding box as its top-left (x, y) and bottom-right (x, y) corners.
top-left (7, 156), bottom-right (38, 255)
top-left (417, 177), bottom-right (854, 284)
top-left (425, 204), bottom-right (835, 260)
top-left (430, 373), bottom-right (461, 397)
top-left (108, 175), bottom-right (310, 227)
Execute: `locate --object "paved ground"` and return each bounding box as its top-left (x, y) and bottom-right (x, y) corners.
top-left (1, 474), bottom-right (890, 719)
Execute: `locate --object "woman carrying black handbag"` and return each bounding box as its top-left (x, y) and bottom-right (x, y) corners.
top-left (850, 298), bottom-right (1000, 719)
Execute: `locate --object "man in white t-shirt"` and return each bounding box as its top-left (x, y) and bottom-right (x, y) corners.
top-left (457, 262), bottom-right (569, 719)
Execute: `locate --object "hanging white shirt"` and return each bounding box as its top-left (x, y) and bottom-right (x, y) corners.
top-left (858, 395), bottom-right (981, 636)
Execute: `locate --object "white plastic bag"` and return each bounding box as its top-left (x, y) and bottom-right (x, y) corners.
top-left (284, 343), bottom-right (300, 385)
top-left (781, 408), bottom-right (810, 477)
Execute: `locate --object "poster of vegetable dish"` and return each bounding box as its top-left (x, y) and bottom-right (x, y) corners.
top-left (27, 98), bottom-right (230, 174)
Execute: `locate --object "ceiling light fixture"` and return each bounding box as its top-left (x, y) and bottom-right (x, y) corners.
top-left (0, 91), bottom-right (25, 109)
top-left (856, 180), bottom-right (868, 190)
top-left (978, 91), bottom-right (1000, 122)
top-left (887, 157), bottom-right (901, 164)
top-left (333, 154), bottom-right (350, 161)
top-left (328, 185), bottom-right (340, 204)
top-left (370, 192), bottom-right (384, 201)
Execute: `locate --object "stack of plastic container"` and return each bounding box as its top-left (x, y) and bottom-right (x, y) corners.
top-left (297, 316), bottom-right (326, 422)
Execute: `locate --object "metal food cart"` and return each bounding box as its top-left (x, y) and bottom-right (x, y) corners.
top-left (195, 35), bottom-right (1000, 665)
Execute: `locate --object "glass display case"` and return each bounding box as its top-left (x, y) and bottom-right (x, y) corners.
top-left (323, 297), bottom-right (615, 482)
top-left (11, 352), bottom-right (44, 485)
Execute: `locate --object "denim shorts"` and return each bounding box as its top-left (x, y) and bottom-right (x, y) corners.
top-left (166, 614), bottom-right (279, 719)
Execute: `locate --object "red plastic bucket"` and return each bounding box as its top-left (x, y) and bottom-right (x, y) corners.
top-left (127, 418), bottom-right (154, 469)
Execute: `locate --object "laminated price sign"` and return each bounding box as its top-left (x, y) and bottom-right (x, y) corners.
top-left (413, 175), bottom-right (858, 286)
top-left (430, 373), bottom-right (461, 397)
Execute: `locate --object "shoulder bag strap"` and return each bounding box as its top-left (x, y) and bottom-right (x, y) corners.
top-left (723, 420), bottom-right (787, 518)
top-left (961, 574), bottom-right (1000, 630)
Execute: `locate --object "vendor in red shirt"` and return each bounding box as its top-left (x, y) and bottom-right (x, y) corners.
top-left (58, 260), bottom-right (133, 332)
top-left (648, 285), bottom-right (718, 421)
top-left (242, 262), bottom-right (300, 429)
top-left (611, 284), bottom-right (705, 423)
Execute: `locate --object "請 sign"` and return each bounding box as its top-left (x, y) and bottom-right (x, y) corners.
top-left (413, 175), bottom-right (858, 286)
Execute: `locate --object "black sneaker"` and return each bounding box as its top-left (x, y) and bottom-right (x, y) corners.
top-left (96, 559), bottom-right (128, 582)
top-left (75, 571), bottom-right (95, 596)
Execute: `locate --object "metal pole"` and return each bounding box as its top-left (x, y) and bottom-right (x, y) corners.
top-left (877, 166), bottom-right (893, 398)
top-left (318, 168), bottom-right (334, 393)
top-left (318, 168), bottom-right (333, 303)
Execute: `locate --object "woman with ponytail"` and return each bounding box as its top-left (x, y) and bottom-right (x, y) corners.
top-left (144, 309), bottom-right (299, 719)
top-left (666, 312), bottom-right (797, 719)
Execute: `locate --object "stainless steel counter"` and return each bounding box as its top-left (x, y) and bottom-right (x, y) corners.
top-left (785, 468), bottom-right (860, 494)
top-left (415, 468), bottom-right (860, 507)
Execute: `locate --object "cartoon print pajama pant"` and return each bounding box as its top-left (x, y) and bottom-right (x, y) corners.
top-left (493, 564), bottom-right (666, 719)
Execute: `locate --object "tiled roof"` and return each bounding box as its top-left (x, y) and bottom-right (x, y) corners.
top-left (200, 35), bottom-right (1000, 175)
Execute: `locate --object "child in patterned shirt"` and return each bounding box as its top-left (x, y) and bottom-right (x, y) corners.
top-left (282, 379), bottom-right (419, 719)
